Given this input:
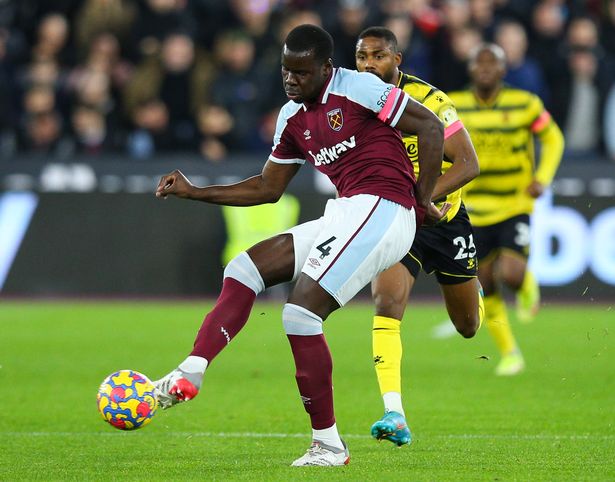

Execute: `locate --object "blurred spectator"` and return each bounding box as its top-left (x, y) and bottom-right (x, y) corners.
top-left (384, 15), bottom-right (432, 79)
top-left (204, 29), bottom-right (270, 159)
top-left (130, 0), bottom-right (194, 60)
top-left (71, 104), bottom-right (113, 155)
top-left (73, 0), bottom-right (136, 61)
top-left (69, 69), bottom-right (125, 154)
top-left (18, 84), bottom-right (72, 157)
top-left (469, 0), bottom-right (498, 38)
top-left (600, 0), bottom-right (615, 60)
top-left (330, 0), bottom-right (371, 69)
top-left (31, 13), bottom-right (73, 66)
top-left (0, 28), bottom-right (17, 158)
top-left (228, 0), bottom-right (277, 52)
top-left (495, 19), bottom-right (549, 100)
top-left (605, 84), bottom-right (615, 161)
top-left (551, 17), bottom-right (615, 156)
top-left (0, 0), bottom-right (612, 161)
top-left (528, 1), bottom-right (568, 107)
top-left (123, 31), bottom-right (213, 158)
top-left (433, 25), bottom-right (483, 91)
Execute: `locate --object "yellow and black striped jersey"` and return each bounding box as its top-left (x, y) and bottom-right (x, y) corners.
top-left (447, 86), bottom-right (564, 226)
top-left (398, 72), bottom-right (464, 223)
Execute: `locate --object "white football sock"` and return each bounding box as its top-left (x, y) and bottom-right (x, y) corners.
top-left (312, 423), bottom-right (344, 450)
top-left (383, 391), bottom-right (405, 416)
top-left (178, 355), bottom-right (208, 375)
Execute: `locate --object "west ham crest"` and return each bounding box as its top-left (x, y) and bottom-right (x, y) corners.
top-left (327, 108), bottom-right (343, 131)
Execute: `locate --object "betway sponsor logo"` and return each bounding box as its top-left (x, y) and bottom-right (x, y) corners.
top-left (308, 136), bottom-right (356, 166)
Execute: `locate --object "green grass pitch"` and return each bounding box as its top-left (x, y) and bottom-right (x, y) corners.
top-left (0, 300), bottom-right (613, 481)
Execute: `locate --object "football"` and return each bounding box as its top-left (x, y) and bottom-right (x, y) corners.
top-left (97, 369), bottom-right (158, 430)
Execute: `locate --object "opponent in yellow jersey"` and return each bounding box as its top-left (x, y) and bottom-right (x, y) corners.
top-left (448, 43), bottom-right (564, 376)
top-left (356, 27), bottom-right (483, 446)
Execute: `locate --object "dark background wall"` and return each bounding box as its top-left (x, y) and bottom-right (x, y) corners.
top-left (0, 159), bottom-right (613, 301)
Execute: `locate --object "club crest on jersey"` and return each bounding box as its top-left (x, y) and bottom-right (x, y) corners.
top-left (327, 108), bottom-right (343, 131)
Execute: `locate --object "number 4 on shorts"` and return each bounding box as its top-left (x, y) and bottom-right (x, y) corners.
top-left (317, 236), bottom-right (337, 259)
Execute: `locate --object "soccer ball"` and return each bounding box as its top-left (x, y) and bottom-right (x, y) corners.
top-left (97, 369), bottom-right (158, 430)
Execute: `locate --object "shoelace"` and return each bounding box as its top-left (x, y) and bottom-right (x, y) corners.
top-left (307, 445), bottom-right (328, 456)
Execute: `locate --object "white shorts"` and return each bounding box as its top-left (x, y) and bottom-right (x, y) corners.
top-left (284, 194), bottom-right (416, 306)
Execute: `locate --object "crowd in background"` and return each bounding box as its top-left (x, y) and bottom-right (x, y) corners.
top-left (1, 0), bottom-right (615, 163)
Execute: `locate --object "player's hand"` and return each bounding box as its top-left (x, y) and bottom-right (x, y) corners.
top-left (421, 202), bottom-right (451, 226)
top-left (155, 170), bottom-right (194, 199)
top-left (526, 180), bottom-right (545, 198)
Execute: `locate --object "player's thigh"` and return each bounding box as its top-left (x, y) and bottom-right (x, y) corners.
top-left (477, 256), bottom-right (497, 295)
top-left (246, 234), bottom-right (296, 287)
top-left (288, 274), bottom-right (341, 321)
top-left (301, 195), bottom-right (416, 308)
top-left (498, 251), bottom-right (527, 289)
top-left (371, 262), bottom-right (415, 319)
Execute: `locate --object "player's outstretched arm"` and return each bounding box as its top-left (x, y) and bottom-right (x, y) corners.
top-left (432, 127), bottom-right (479, 202)
top-left (395, 97), bottom-right (444, 221)
top-left (155, 160), bottom-right (301, 206)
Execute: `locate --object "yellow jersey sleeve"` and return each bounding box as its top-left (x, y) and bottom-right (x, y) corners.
top-left (528, 95), bottom-right (565, 187)
top-left (400, 75), bottom-right (462, 222)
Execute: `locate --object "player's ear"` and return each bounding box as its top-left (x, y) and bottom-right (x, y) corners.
top-left (395, 52), bottom-right (402, 68)
top-left (323, 58), bottom-right (333, 76)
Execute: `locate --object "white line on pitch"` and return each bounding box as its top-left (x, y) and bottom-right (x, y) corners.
top-left (1, 432), bottom-right (613, 441)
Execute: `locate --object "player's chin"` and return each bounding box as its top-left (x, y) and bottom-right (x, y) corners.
top-left (286, 93), bottom-right (303, 103)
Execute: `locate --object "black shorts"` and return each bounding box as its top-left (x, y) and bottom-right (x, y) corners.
top-left (401, 204), bottom-right (478, 285)
top-left (473, 214), bottom-right (531, 261)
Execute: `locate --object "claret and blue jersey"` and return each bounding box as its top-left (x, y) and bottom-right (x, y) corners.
top-left (270, 67), bottom-right (419, 211)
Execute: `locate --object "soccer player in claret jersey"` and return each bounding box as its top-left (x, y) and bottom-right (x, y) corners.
top-left (448, 44), bottom-right (564, 376)
top-left (153, 24), bottom-right (447, 466)
top-left (355, 27), bottom-right (483, 446)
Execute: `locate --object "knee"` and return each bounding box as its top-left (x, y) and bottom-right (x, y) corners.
top-left (451, 314), bottom-right (479, 338)
top-left (224, 252), bottom-right (265, 294)
top-left (502, 274), bottom-right (524, 292)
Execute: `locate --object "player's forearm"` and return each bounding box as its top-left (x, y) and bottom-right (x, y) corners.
top-left (188, 175), bottom-right (283, 206)
top-left (432, 154), bottom-right (479, 202)
top-left (415, 123), bottom-right (444, 207)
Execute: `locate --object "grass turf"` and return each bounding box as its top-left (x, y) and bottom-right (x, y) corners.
top-left (0, 300), bottom-right (613, 480)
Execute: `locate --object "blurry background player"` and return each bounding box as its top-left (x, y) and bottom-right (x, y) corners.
top-left (153, 24), bottom-right (447, 466)
top-left (355, 27), bottom-right (482, 446)
top-left (448, 43), bottom-right (564, 376)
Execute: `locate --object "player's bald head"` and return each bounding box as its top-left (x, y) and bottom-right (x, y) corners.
top-left (469, 43), bottom-right (506, 67)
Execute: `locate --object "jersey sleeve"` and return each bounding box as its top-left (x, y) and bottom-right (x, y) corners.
top-left (423, 90), bottom-right (463, 140)
top-left (528, 95), bottom-right (551, 133)
top-left (343, 71), bottom-right (410, 128)
top-left (269, 103), bottom-right (305, 165)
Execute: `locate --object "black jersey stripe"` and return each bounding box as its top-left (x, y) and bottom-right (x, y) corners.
top-left (476, 166), bottom-right (522, 176)
top-left (471, 126), bottom-right (528, 133)
top-left (456, 103), bottom-right (531, 113)
top-left (465, 188), bottom-right (518, 196)
top-left (421, 87), bottom-right (438, 103)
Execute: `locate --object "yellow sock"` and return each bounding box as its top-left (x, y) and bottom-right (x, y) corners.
top-left (516, 269), bottom-right (540, 322)
top-left (478, 287), bottom-right (485, 330)
top-left (484, 294), bottom-right (517, 356)
top-left (373, 316), bottom-right (402, 395)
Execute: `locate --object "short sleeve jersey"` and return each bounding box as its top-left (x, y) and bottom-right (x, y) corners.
top-left (448, 86), bottom-right (555, 226)
top-left (397, 73), bottom-right (464, 222)
top-left (270, 68), bottom-right (418, 210)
